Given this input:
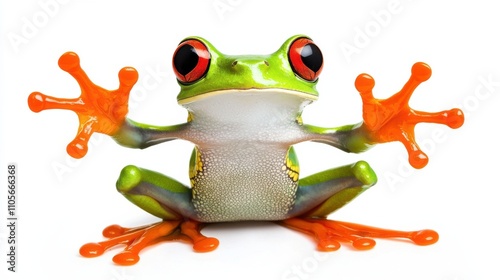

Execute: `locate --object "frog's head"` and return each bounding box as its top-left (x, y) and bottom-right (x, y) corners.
top-left (173, 35), bottom-right (323, 109)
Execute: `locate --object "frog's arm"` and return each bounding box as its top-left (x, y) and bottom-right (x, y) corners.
top-left (112, 119), bottom-right (190, 149)
top-left (302, 122), bottom-right (373, 154)
top-left (27, 51), bottom-right (190, 158)
top-left (303, 62), bottom-right (464, 169)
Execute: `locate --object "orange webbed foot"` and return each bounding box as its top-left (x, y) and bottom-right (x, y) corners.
top-left (279, 218), bottom-right (438, 251)
top-left (28, 52), bottom-right (138, 158)
top-left (355, 62), bottom-right (465, 169)
top-left (79, 220), bottom-right (219, 265)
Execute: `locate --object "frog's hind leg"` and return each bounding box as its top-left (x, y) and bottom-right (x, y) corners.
top-left (288, 161), bottom-right (377, 218)
top-left (79, 165), bottom-right (218, 265)
top-left (116, 165), bottom-right (196, 220)
top-left (280, 161), bottom-right (438, 251)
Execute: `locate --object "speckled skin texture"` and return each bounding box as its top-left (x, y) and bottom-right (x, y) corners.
top-left (190, 146), bottom-right (296, 221)
top-left (183, 90), bottom-right (312, 222)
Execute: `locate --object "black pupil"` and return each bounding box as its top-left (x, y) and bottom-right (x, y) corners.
top-left (174, 44), bottom-right (199, 76)
top-left (301, 44), bottom-right (322, 73)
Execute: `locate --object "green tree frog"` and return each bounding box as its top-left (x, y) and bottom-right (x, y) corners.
top-left (28, 35), bottom-right (464, 265)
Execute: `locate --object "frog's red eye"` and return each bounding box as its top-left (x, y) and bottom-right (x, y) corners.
top-left (288, 38), bottom-right (323, 82)
top-left (173, 39), bottom-right (211, 84)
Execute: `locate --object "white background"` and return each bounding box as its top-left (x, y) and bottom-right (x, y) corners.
top-left (1, 0), bottom-right (499, 279)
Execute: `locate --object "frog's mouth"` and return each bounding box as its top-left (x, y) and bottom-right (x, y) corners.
top-left (177, 88), bottom-right (318, 105)
top-left (177, 88), bottom-right (316, 125)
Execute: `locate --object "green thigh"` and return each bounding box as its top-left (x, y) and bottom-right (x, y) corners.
top-left (116, 165), bottom-right (197, 220)
top-left (288, 161), bottom-right (377, 218)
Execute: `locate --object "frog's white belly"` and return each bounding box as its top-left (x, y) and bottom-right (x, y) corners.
top-left (191, 145), bottom-right (297, 222)
top-left (181, 90), bottom-right (314, 222)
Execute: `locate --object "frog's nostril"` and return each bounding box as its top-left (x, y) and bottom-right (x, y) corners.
top-left (230, 59), bottom-right (268, 70)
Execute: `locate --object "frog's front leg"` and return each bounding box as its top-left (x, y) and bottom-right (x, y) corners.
top-left (28, 51), bottom-right (191, 156)
top-left (28, 52), bottom-right (216, 265)
top-left (279, 63), bottom-right (458, 251)
top-left (279, 162), bottom-right (437, 250)
top-left (80, 165), bottom-right (219, 265)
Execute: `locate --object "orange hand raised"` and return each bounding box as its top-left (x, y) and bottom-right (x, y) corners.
top-left (28, 52), bottom-right (138, 159)
top-left (355, 62), bottom-right (464, 169)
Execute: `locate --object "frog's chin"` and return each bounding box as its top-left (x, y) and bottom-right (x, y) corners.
top-left (177, 88), bottom-right (316, 125)
top-left (177, 88), bottom-right (318, 105)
